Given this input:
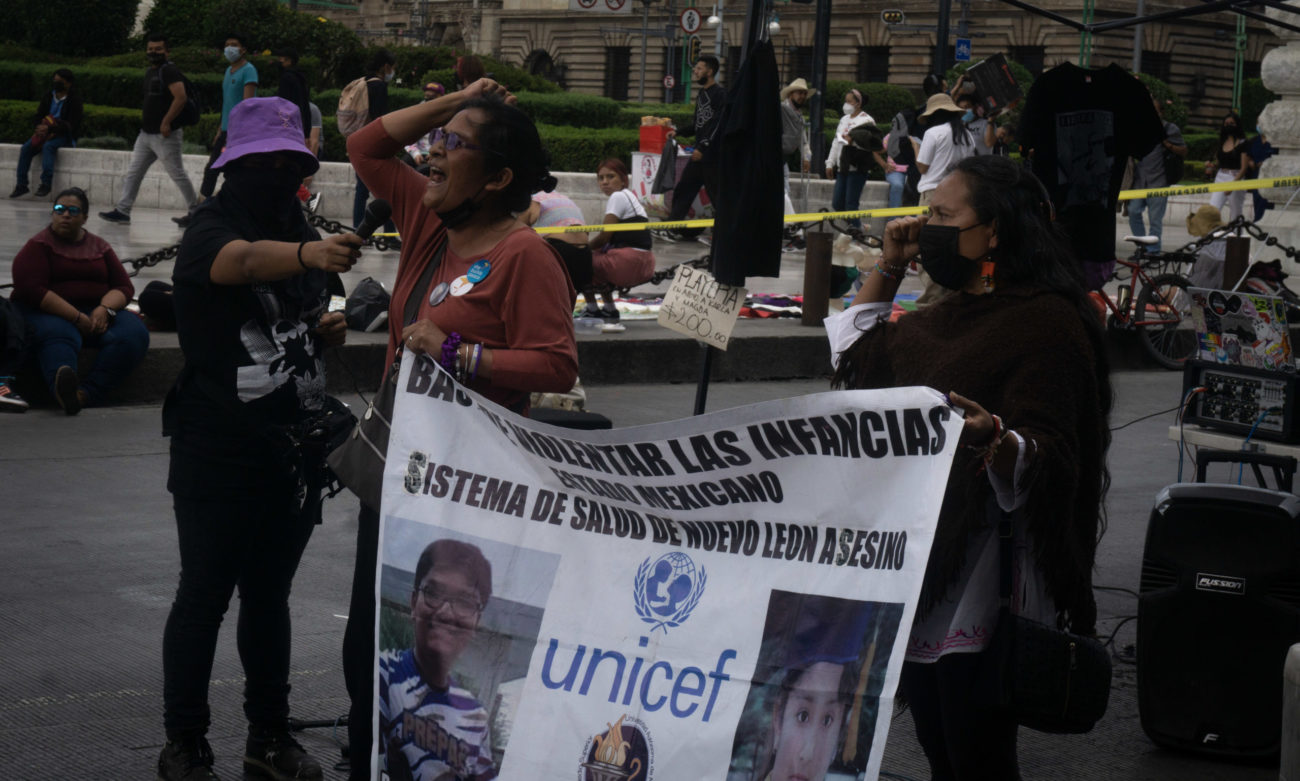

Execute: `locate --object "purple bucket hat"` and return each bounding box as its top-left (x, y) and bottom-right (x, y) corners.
top-left (211, 96), bottom-right (319, 175)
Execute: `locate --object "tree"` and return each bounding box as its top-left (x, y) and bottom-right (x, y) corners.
top-left (8, 0), bottom-right (140, 56)
top-left (143, 0), bottom-right (362, 86)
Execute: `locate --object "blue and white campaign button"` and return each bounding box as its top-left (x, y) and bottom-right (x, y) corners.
top-left (467, 259), bottom-right (491, 284)
top-left (428, 281), bottom-right (450, 306)
top-left (449, 275), bottom-right (474, 297)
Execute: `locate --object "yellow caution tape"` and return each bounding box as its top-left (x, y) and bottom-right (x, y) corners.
top-left (1119, 175), bottom-right (1300, 201)
top-left (376, 176), bottom-right (1300, 238)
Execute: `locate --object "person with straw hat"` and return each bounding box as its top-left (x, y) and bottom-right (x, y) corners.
top-left (1186, 204), bottom-right (1229, 289)
top-left (914, 91), bottom-right (977, 306)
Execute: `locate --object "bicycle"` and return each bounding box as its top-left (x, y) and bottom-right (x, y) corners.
top-left (1096, 235), bottom-right (1199, 370)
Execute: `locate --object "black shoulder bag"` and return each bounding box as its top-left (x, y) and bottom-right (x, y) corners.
top-left (327, 239), bottom-right (447, 510)
top-left (977, 500), bottom-right (1112, 734)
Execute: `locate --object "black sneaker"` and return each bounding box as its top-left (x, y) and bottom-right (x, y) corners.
top-left (243, 728), bottom-right (323, 781)
top-left (157, 735), bottom-right (220, 780)
top-left (99, 209), bottom-right (131, 224)
top-left (8, 184), bottom-right (28, 198)
top-left (651, 228), bottom-right (682, 242)
top-left (0, 380), bottom-right (29, 413)
top-left (172, 213), bottom-right (192, 228)
top-left (54, 365), bottom-right (81, 416)
top-left (34, 183), bottom-right (51, 197)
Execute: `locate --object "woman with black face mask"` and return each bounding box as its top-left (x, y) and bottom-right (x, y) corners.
top-left (823, 155), bottom-right (1113, 779)
top-left (343, 78), bottom-right (578, 779)
top-left (158, 96), bottom-right (360, 781)
top-left (1209, 110), bottom-right (1248, 222)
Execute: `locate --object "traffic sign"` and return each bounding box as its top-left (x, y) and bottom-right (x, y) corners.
top-left (663, 74), bottom-right (676, 89)
top-left (955, 37), bottom-right (972, 62)
top-left (881, 8), bottom-right (905, 24)
top-left (680, 7), bottom-right (702, 34)
top-left (687, 34), bottom-right (702, 64)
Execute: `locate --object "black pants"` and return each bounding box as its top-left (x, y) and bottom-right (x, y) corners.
top-left (200, 130), bottom-right (226, 198)
top-left (667, 159), bottom-right (719, 222)
top-left (343, 503), bottom-right (380, 780)
top-left (899, 654), bottom-right (1021, 781)
top-left (162, 487), bottom-right (315, 738)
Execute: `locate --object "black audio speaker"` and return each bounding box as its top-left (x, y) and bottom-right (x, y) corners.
top-left (1138, 482), bottom-right (1300, 757)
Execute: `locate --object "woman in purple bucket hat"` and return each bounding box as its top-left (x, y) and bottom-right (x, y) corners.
top-left (157, 96), bottom-right (362, 781)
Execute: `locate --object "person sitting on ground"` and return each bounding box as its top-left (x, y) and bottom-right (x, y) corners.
top-left (9, 187), bottom-right (149, 414)
top-left (525, 188), bottom-right (593, 293)
top-left (10, 68), bottom-right (83, 199)
top-left (586, 158), bottom-right (654, 320)
top-left (344, 78), bottom-right (578, 779)
top-left (379, 539), bottom-right (497, 780)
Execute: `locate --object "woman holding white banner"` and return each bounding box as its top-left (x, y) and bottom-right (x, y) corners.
top-left (825, 154), bottom-right (1112, 779)
top-left (344, 79), bottom-right (578, 779)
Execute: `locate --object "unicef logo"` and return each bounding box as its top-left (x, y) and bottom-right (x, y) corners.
top-left (633, 552), bottom-right (706, 633)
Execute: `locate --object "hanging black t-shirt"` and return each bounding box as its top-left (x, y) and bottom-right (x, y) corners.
top-left (713, 40), bottom-right (783, 285)
top-left (166, 197), bottom-right (327, 497)
top-left (1019, 63), bottom-right (1164, 267)
top-left (142, 63), bottom-right (184, 134)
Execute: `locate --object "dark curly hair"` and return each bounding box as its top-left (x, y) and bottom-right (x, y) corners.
top-left (459, 96), bottom-right (557, 213)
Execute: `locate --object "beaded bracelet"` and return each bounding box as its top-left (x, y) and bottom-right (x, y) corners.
top-left (440, 332), bottom-right (462, 374)
top-left (874, 261), bottom-right (908, 281)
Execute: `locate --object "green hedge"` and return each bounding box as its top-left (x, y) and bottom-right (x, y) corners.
top-left (537, 124), bottom-right (639, 173)
top-left (1184, 132), bottom-right (1218, 161)
top-left (514, 93), bottom-right (621, 129)
top-left (824, 82), bottom-right (915, 127)
top-left (620, 103), bottom-right (695, 131)
top-left (0, 99), bottom-right (221, 146)
top-left (0, 60), bottom-right (227, 115)
top-left (1134, 73), bottom-right (1188, 131)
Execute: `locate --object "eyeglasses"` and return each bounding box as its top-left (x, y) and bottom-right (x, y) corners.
top-left (52, 204), bottom-right (83, 216)
top-left (415, 584), bottom-right (482, 618)
top-left (432, 127), bottom-right (482, 152)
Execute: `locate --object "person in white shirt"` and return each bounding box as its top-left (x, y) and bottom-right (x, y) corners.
top-left (586, 158), bottom-right (655, 320)
top-left (824, 88), bottom-right (876, 228)
top-left (916, 92), bottom-right (975, 206)
top-left (915, 92), bottom-right (977, 306)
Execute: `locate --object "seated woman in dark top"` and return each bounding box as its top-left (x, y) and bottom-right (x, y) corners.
top-left (10, 187), bottom-right (149, 414)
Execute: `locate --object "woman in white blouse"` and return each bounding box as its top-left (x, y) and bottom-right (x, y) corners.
top-left (586, 158), bottom-right (655, 320)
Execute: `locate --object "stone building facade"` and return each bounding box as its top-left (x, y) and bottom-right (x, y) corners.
top-left (317, 0), bottom-right (1280, 128)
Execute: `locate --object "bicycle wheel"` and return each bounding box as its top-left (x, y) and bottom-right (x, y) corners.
top-left (1136, 273), bottom-right (1197, 370)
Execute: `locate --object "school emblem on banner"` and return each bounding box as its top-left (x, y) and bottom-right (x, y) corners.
top-left (633, 552), bottom-right (706, 633)
top-left (579, 713), bottom-right (653, 781)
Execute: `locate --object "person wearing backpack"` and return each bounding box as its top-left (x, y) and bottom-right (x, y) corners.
top-left (1127, 96), bottom-right (1186, 252)
top-left (99, 33), bottom-right (199, 227)
top-left (350, 49), bottom-right (398, 234)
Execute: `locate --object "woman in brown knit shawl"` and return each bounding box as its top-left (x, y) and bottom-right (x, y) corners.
top-left (826, 154), bottom-right (1112, 779)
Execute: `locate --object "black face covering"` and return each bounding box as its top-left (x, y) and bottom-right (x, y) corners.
top-left (435, 183), bottom-right (488, 229)
top-left (147, 52), bottom-right (167, 66)
top-left (220, 165), bottom-right (306, 238)
top-left (917, 223), bottom-right (987, 290)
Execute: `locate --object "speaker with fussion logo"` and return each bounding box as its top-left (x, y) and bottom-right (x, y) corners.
top-left (1139, 481), bottom-right (1300, 757)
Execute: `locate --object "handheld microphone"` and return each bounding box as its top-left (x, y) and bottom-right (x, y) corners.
top-left (354, 199), bottom-right (393, 241)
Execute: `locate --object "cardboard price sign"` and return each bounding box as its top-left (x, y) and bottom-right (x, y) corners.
top-left (657, 265), bottom-right (747, 350)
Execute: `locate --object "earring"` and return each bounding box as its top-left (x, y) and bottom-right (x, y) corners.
top-left (980, 259), bottom-right (996, 293)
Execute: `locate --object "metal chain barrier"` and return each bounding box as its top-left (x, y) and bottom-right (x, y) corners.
top-left (118, 216), bottom-right (401, 278)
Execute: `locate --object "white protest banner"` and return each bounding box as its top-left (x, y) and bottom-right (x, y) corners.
top-left (657, 265), bottom-right (747, 350)
top-left (371, 356), bottom-right (960, 781)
